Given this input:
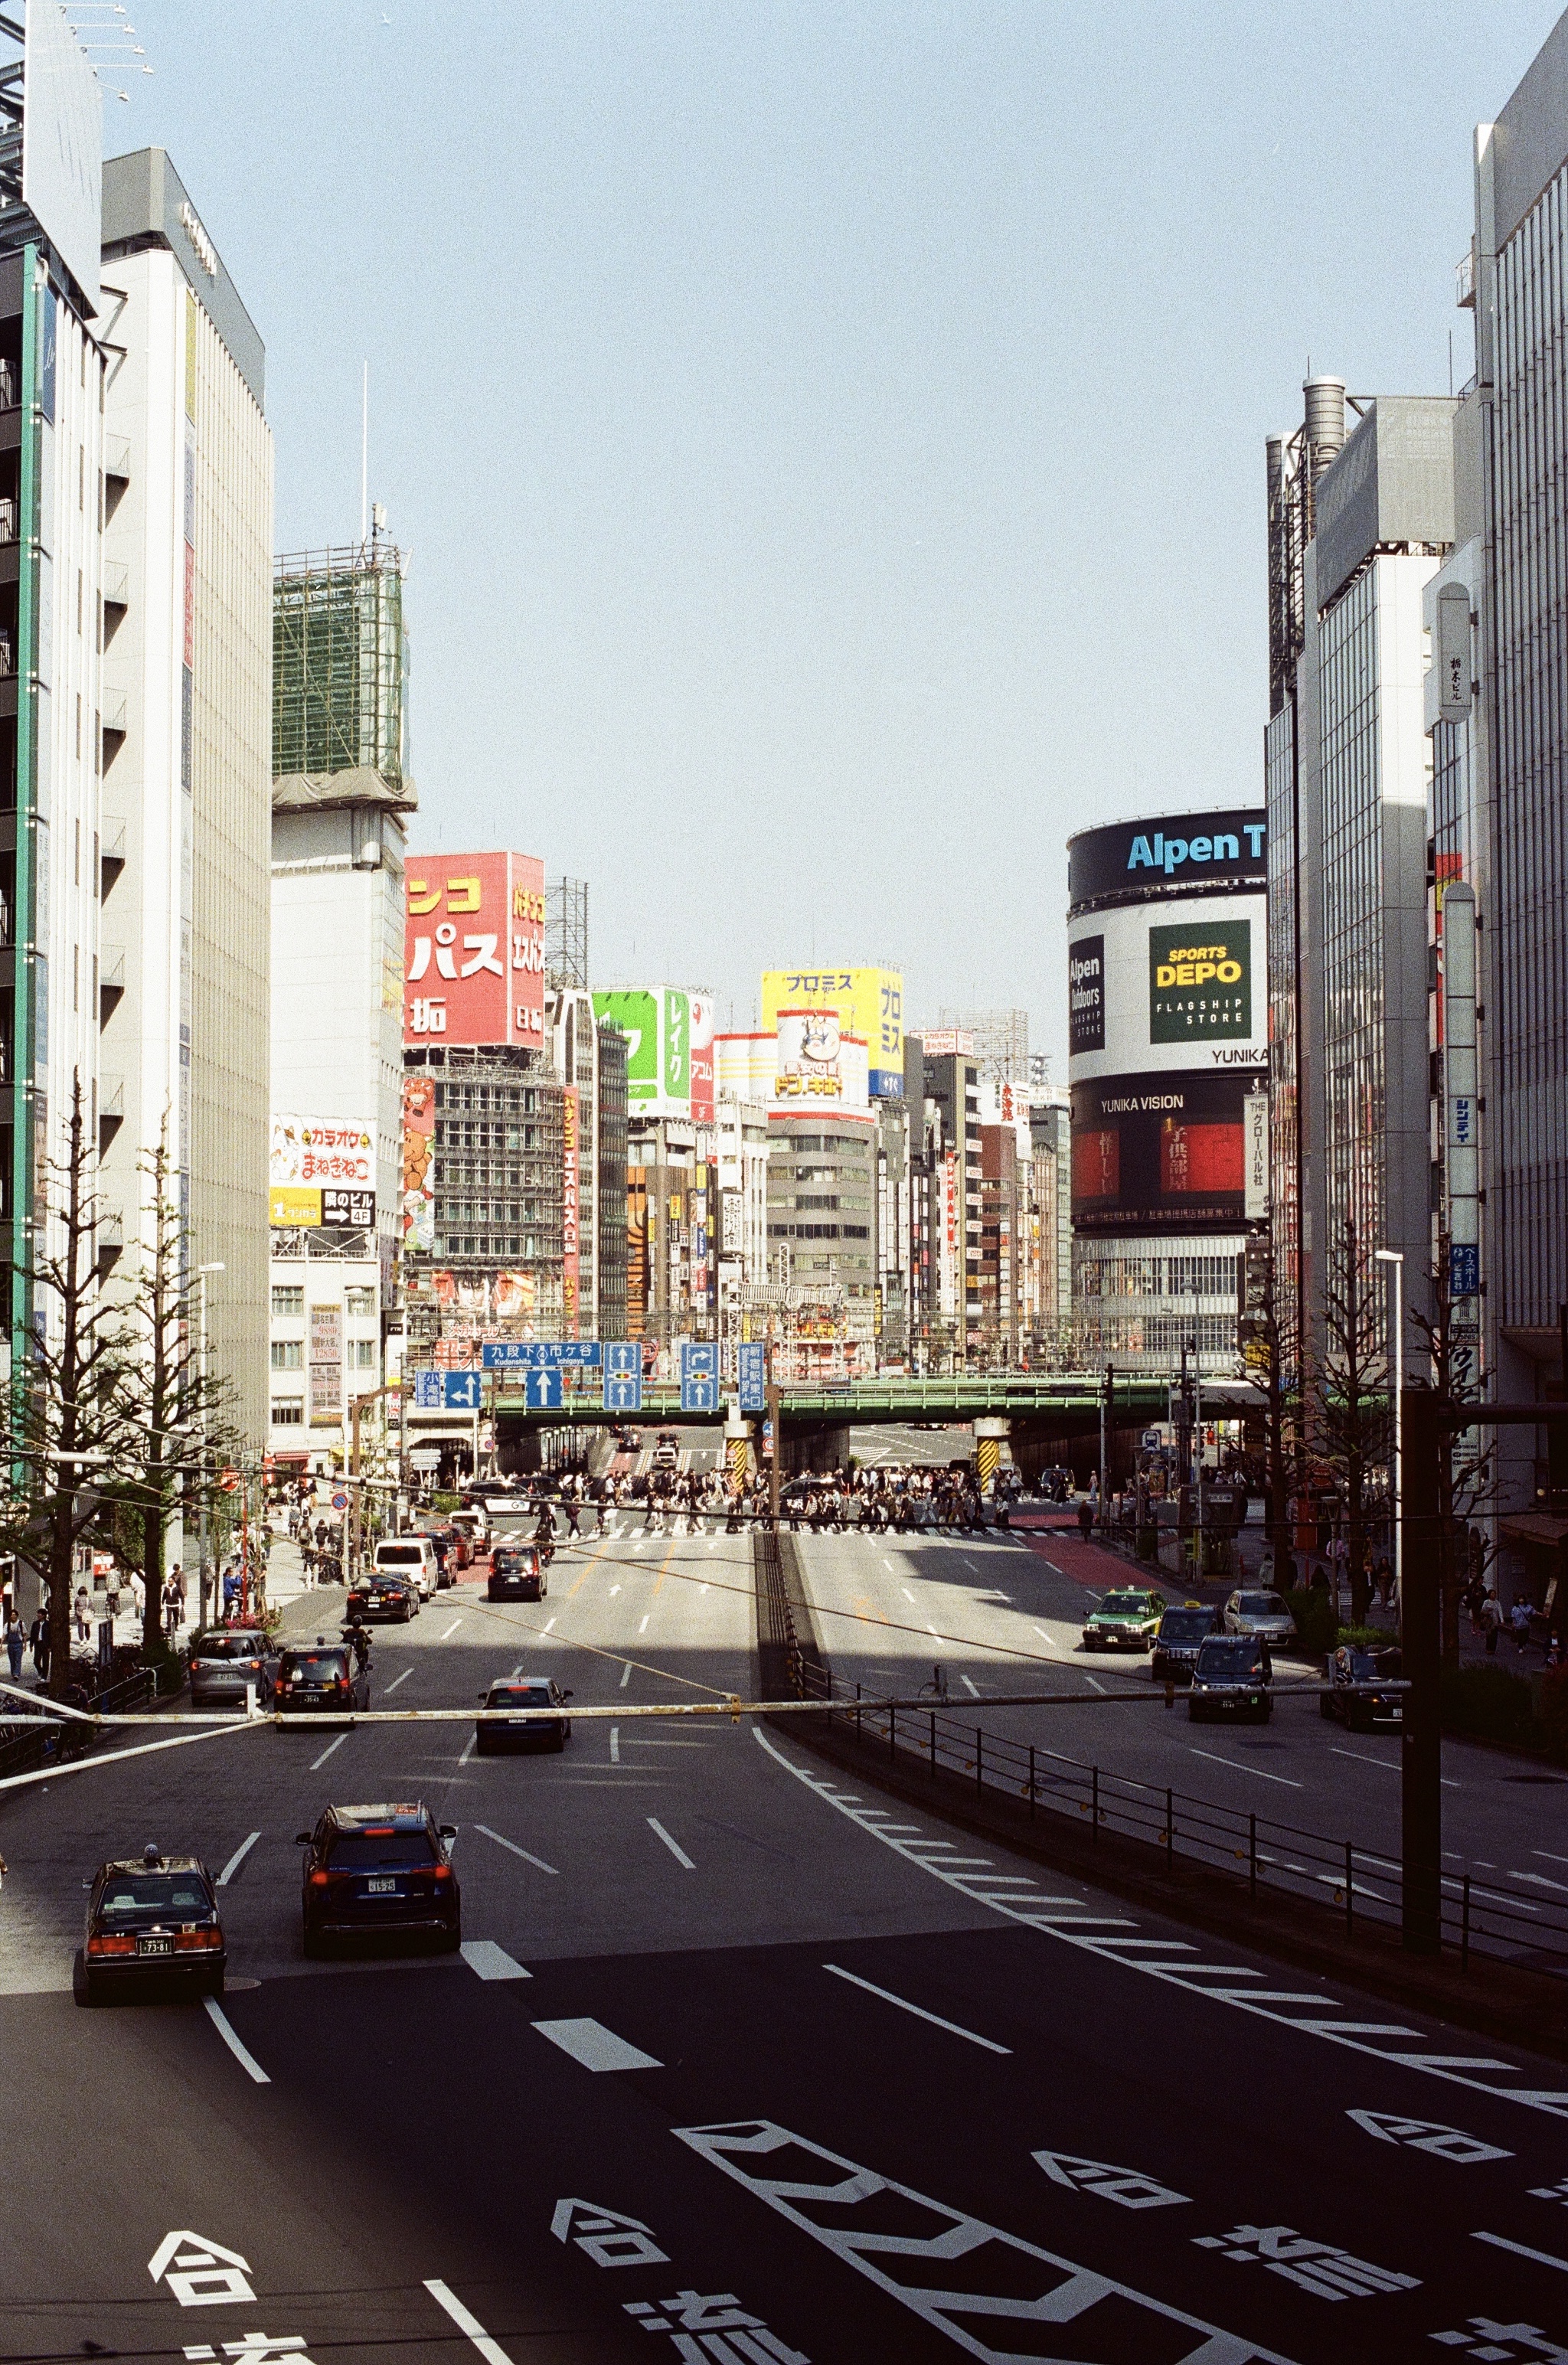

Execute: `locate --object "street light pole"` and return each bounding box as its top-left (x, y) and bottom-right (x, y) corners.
top-left (1375, 1248), bottom-right (1404, 1605)
top-left (194, 1263), bottom-right (224, 1628)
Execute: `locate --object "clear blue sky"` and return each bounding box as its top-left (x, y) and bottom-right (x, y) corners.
top-left (118, 1), bottom-right (1561, 1069)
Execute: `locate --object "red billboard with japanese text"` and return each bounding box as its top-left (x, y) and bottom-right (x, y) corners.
top-left (404, 851), bottom-right (547, 1047)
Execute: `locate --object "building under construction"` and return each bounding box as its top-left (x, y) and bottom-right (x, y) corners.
top-left (273, 537), bottom-right (412, 801)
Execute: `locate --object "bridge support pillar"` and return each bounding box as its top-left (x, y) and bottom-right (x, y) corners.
top-left (724, 1405), bottom-right (756, 1485)
top-left (973, 1416), bottom-right (1011, 1495)
top-left (785, 1421), bottom-right (851, 1476)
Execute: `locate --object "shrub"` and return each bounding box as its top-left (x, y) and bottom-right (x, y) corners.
top-left (1336, 1625), bottom-right (1385, 1652)
top-left (1439, 1662), bottom-right (1535, 1747)
top-left (1285, 1586), bottom-right (1337, 1658)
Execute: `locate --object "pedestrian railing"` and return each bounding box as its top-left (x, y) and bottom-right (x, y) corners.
top-left (0, 1664), bottom-right (158, 1782)
top-left (794, 1659), bottom-right (1568, 1984)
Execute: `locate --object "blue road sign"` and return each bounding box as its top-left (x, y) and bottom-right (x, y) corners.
top-left (604, 1371), bottom-right (642, 1413)
top-left (413, 1370), bottom-right (443, 1410)
top-left (484, 1340), bottom-right (603, 1370)
top-left (444, 1370), bottom-right (482, 1412)
top-left (681, 1341), bottom-right (720, 1416)
top-left (525, 1364), bottom-right (564, 1411)
top-left (1450, 1243), bottom-right (1480, 1299)
top-left (737, 1341), bottom-right (767, 1413)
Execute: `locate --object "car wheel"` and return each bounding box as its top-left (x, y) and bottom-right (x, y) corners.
top-left (206, 1966), bottom-right (225, 2000)
top-left (72, 1949), bottom-right (96, 2007)
top-left (442, 1922), bottom-right (462, 1953)
top-left (475, 1735), bottom-right (491, 1756)
top-left (1319, 1693), bottom-right (1334, 1718)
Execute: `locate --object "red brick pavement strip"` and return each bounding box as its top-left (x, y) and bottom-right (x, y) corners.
top-left (1009, 1518), bottom-right (1165, 1591)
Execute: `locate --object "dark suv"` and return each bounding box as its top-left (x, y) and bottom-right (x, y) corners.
top-left (298, 1802), bottom-right (460, 1955)
top-left (74, 1845), bottom-right (225, 2005)
top-left (1150, 1602), bottom-right (1220, 1685)
top-left (273, 1641), bottom-right (371, 1715)
top-left (488, 1544), bottom-right (546, 1602)
top-left (1188, 1635), bottom-right (1272, 1723)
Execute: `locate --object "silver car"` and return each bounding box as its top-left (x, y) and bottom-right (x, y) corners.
top-left (1222, 1588), bottom-right (1295, 1645)
top-left (188, 1628), bottom-right (277, 1709)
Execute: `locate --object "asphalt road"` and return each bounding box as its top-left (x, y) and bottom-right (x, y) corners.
top-left (4, 1519), bottom-right (1568, 2364)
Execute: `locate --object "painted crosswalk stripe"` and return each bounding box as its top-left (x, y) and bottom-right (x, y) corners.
top-left (459, 1939), bottom-right (531, 1981)
top-left (424, 2278), bottom-right (514, 2365)
top-left (531, 2017), bottom-right (662, 2072)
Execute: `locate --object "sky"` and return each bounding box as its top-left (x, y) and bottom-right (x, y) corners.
top-left (104, 0), bottom-right (1564, 1071)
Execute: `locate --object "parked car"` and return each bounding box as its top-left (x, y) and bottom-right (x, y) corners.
top-left (297, 1802), bottom-right (459, 1955)
top-left (188, 1628), bottom-right (278, 1709)
top-left (1222, 1588), bottom-right (1295, 1646)
top-left (1320, 1642), bottom-right (1403, 1730)
top-left (488, 1544), bottom-right (547, 1603)
top-left (273, 1640), bottom-right (371, 1715)
top-left (1149, 1601), bottom-right (1220, 1684)
top-left (1188, 1635), bottom-right (1272, 1723)
top-left (1082, 1587), bottom-right (1165, 1652)
top-left (74, 1844), bottom-right (225, 2005)
top-left (475, 1675), bottom-right (573, 1753)
top-left (345, 1572), bottom-right (419, 1625)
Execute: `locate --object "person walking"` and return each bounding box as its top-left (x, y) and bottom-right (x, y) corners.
top-left (28, 1609), bottom-right (48, 1681)
top-left (1076, 1495), bottom-right (1093, 1544)
top-left (1511, 1594), bottom-right (1535, 1654)
top-left (73, 1583), bottom-right (90, 1645)
top-left (5, 1608), bottom-right (23, 1681)
top-left (1481, 1588), bottom-right (1504, 1655)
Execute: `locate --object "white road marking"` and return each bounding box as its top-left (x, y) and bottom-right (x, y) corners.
top-left (531, 2016), bottom-right (662, 2072)
top-left (424, 2278), bottom-right (514, 2365)
top-left (1033, 1626), bottom-right (1059, 1650)
top-left (384, 1668), bottom-right (412, 1694)
top-left (459, 1736), bottom-right (475, 1765)
top-left (639, 1615), bottom-right (650, 1634)
top-left (1512, 1870), bottom-right (1568, 1893)
top-left (749, 1724), bottom-right (1568, 2126)
top-left (1472, 2230), bottom-right (1568, 2272)
top-left (902, 1588), bottom-right (916, 1603)
top-left (1331, 1743), bottom-right (1459, 1788)
top-left (825, 1962), bottom-right (1011, 2054)
top-left (609, 1583), bottom-right (622, 1596)
top-left (1085, 1674), bottom-right (1106, 1694)
top-left (610, 1726), bottom-right (619, 1764)
top-left (543, 1616), bottom-right (557, 1633)
top-left (474, 1823), bottom-right (558, 1874)
top-left (309, 1733), bottom-right (348, 1772)
top-left (217, 1831), bottom-right (260, 1887)
top-left (203, 1998), bottom-right (270, 2084)
top-left (459, 1939), bottom-right (531, 1981)
top-left (1534, 1848), bottom-right (1568, 1867)
top-left (1188, 1748), bottom-right (1303, 1788)
top-left (440, 1619), bottom-right (462, 1639)
top-left (959, 1674), bottom-right (981, 1699)
top-left (647, 1817), bottom-right (694, 1869)
top-left (620, 1661), bottom-right (632, 1687)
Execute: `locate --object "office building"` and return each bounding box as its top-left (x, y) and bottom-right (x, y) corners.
top-left (547, 983), bottom-right (628, 1339)
top-left (905, 1034), bottom-right (981, 1366)
top-left (99, 150), bottom-right (273, 1448)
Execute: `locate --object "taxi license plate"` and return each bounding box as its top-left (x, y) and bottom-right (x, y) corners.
top-left (136, 1935), bottom-right (172, 1958)
top-left (367, 1877), bottom-right (397, 1894)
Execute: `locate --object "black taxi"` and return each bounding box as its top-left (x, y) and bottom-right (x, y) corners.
top-left (74, 1844), bottom-right (225, 2005)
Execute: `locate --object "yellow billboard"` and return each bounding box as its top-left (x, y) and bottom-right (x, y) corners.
top-left (760, 966), bottom-right (903, 1097)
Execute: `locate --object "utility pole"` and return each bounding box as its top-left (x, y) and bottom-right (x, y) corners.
top-left (1099, 1363), bottom-right (1111, 1530)
top-left (1401, 1383), bottom-right (1442, 1955)
top-left (349, 1380), bottom-right (403, 1585)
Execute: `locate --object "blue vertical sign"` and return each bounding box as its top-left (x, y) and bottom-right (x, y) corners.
top-left (443, 1370), bottom-right (482, 1411)
top-left (413, 1370), bottom-right (443, 1410)
top-left (681, 1342), bottom-right (720, 1415)
top-left (1449, 1243), bottom-right (1480, 1299)
top-left (603, 1341), bottom-right (642, 1413)
top-left (737, 1341), bottom-right (767, 1413)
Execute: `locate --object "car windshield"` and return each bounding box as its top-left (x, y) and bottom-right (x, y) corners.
top-left (326, 1829), bottom-right (437, 1869)
top-left (1349, 1649), bottom-right (1400, 1678)
top-left (100, 1873), bottom-right (210, 1916)
top-left (1197, 1639), bottom-right (1266, 1677)
top-left (378, 1545), bottom-right (423, 1564)
top-left (1098, 1593), bottom-right (1151, 1615)
top-left (1159, 1610), bottom-right (1214, 1641)
top-left (192, 1634), bottom-right (264, 1660)
top-left (1238, 1592), bottom-right (1288, 1615)
top-left (495, 1551), bottom-right (537, 1571)
top-left (284, 1652), bottom-right (348, 1677)
top-left (489, 1684), bottom-right (554, 1706)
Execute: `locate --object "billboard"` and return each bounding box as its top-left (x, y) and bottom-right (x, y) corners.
top-left (688, 993), bottom-right (715, 1121)
top-left (592, 987), bottom-right (696, 1119)
top-left (270, 1117), bottom-right (377, 1230)
top-left (1071, 1072), bottom-right (1250, 1235)
top-left (561, 1086), bottom-right (580, 1337)
top-left (401, 1075), bottom-right (436, 1254)
top-left (774, 1011), bottom-right (869, 1108)
top-left (405, 852), bottom-right (546, 1047)
top-left (1067, 900), bottom-right (1265, 1086)
top-left (761, 968), bottom-right (903, 1098)
top-left (24, 5), bottom-right (102, 316)
top-left (1067, 812), bottom-right (1266, 909)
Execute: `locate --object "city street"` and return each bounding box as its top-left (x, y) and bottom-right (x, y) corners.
top-left (5, 1520), bottom-right (1568, 2365)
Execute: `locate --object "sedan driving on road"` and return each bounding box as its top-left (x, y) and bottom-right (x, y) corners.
top-left (475, 1676), bottom-right (573, 1753)
top-left (488, 1543), bottom-right (547, 1602)
top-left (1188, 1635), bottom-right (1272, 1723)
top-left (188, 1628), bottom-right (277, 1709)
top-left (74, 1844), bottom-right (225, 2005)
top-left (1149, 1602), bottom-right (1220, 1684)
top-left (1321, 1642), bottom-right (1403, 1730)
top-left (345, 1572), bottom-right (418, 1624)
top-left (1082, 1587), bottom-right (1165, 1651)
top-left (273, 1641), bottom-right (371, 1716)
top-left (1222, 1589), bottom-right (1295, 1645)
top-left (298, 1802), bottom-right (460, 1955)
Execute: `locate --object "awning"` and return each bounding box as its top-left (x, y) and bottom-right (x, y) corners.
top-left (1499, 1511), bottom-right (1568, 1548)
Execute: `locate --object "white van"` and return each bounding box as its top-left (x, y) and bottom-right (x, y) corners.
top-left (374, 1535), bottom-right (439, 1601)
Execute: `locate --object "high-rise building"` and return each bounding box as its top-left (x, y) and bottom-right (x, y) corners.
top-left (547, 985), bottom-right (628, 1339)
top-left (906, 1035), bottom-right (981, 1367)
top-left (936, 1007), bottom-right (1030, 1086)
top-left (99, 150), bottom-right (273, 1447)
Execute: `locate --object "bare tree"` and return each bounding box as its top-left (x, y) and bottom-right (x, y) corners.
top-left (1240, 1236), bottom-right (1301, 1565)
top-left (1315, 1216), bottom-right (1392, 1628)
top-left (1408, 1236), bottom-right (1494, 1666)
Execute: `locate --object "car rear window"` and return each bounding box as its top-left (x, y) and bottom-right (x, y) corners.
top-left (489, 1684), bottom-right (554, 1706)
top-left (1238, 1593), bottom-right (1286, 1614)
top-left (377, 1544), bottom-right (423, 1565)
top-left (193, 1634), bottom-right (265, 1660)
top-left (284, 1651), bottom-right (348, 1676)
top-left (327, 1830), bottom-right (438, 1868)
top-left (100, 1874), bottom-right (211, 1915)
top-left (1159, 1610), bottom-right (1214, 1641)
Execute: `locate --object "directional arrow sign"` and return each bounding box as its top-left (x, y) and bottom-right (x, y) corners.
top-left (681, 1342), bottom-right (719, 1415)
top-left (526, 1365), bottom-right (564, 1411)
top-left (444, 1371), bottom-right (482, 1411)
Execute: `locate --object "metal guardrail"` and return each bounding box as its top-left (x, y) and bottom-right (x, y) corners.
top-left (0, 1666), bottom-right (157, 1782)
top-left (797, 1660), bottom-right (1568, 1983)
top-left (488, 1374), bottom-right (1183, 1421)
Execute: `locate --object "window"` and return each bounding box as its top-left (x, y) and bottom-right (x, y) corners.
top-left (351, 1339), bottom-right (377, 1370)
top-left (270, 1340), bottom-right (303, 1370)
top-left (345, 1286), bottom-right (375, 1316)
top-left (272, 1285), bottom-right (303, 1315)
top-left (272, 1401), bottom-right (304, 1426)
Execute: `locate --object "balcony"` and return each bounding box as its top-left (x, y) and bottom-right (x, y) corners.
top-left (98, 1074), bottom-right (123, 1154)
top-left (1456, 246), bottom-right (1476, 311)
top-left (100, 685), bottom-right (127, 768)
top-left (99, 945), bottom-right (125, 1025)
top-left (96, 1210), bottom-right (123, 1275)
top-left (100, 815), bottom-right (126, 901)
top-left (103, 434), bottom-right (131, 483)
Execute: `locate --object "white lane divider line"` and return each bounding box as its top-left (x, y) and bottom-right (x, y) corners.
top-left (609, 1583), bottom-right (622, 1596)
top-left (750, 1723), bottom-right (1568, 2128)
top-left (647, 1817), bottom-right (695, 1870)
top-left (824, 1962), bottom-right (1011, 2055)
top-left (901, 1588), bottom-right (916, 1603)
top-left (309, 1733), bottom-right (348, 1772)
top-left (959, 1674), bottom-right (981, 1699)
top-left (531, 2016), bottom-right (662, 2073)
top-left (1472, 2229), bottom-right (1568, 2274)
top-left (639, 1615), bottom-right (650, 1634)
top-left (203, 1997), bottom-right (270, 2084)
top-left (459, 1735), bottom-right (476, 1766)
top-left (424, 2278), bottom-right (514, 2365)
top-left (384, 1668), bottom-right (412, 1694)
top-left (1188, 1747), bottom-right (1303, 1788)
top-left (1332, 1743), bottom-right (1461, 1789)
top-left (620, 1660), bottom-right (633, 1687)
top-left (609, 1726), bottom-right (619, 1764)
top-left (474, 1823), bottom-right (559, 1874)
top-left (217, 1831), bottom-right (260, 1887)
top-left (459, 1939), bottom-right (531, 1981)
top-left (440, 1619), bottom-right (462, 1639)
top-left (543, 1615), bottom-right (557, 1634)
